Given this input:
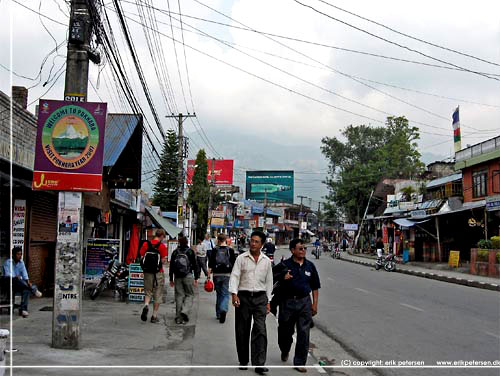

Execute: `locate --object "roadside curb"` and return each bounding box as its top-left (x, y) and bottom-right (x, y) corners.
top-left (341, 256), bottom-right (500, 292)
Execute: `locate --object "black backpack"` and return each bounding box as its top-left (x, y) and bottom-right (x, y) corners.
top-left (214, 246), bottom-right (232, 273)
top-left (141, 241), bottom-right (162, 273)
top-left (173, 248), bottom-right (191, 277)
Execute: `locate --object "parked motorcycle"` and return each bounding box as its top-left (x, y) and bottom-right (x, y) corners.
top-left (90, 247), bottom-right (129, 301)
top-left (375, 253), bottom-right (396, 272)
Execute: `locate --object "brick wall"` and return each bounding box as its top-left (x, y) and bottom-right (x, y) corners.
top-left (27, 244), bottom-right (49, 289)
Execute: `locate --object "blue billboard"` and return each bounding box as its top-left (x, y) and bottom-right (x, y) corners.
top-left (245, 170), bottom-right (294, 204)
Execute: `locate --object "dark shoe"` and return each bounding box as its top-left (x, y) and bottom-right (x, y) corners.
top-left (310, 319), bottom-right (314, 328)
top-left (255, 367), bottom-right (269, 374)
top-left (150, 316), bottom-right (160, 323)
top-left (294, 367), bottom-right (307, 373)
top-left (239, 364), bottom-right (248, 370)
top-left (281, 352), bottom-right (289, 362)
top-left (180, 313), bottom-right (189, 322)
top-left (141, 305), bottom-right (149, 322)
top-left (175, 317), bottom-right (184, 324)
top-left (219, 311), bottom-right (226, 323)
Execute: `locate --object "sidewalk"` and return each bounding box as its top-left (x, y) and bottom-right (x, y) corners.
top-left (342, 251), bottom-right (500, 291)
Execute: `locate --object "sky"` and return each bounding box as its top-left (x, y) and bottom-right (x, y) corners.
top-left (2, 0), bottom-right (500, 206)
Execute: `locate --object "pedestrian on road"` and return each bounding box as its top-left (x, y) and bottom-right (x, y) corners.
top-left (2, 247), bottom-right (43, 318)
top-left (229, 230), bottom-right (273, 375)
top-left (202, 233), bottom-right (215, 260)
top-left (169, 236), bottom-right (200, 324)
top-left (208, 233), bottom-right (237, 323)
top-left (139, 229), bottom-right (168, 324)
top-left (277, 238), bottom-right (320, 373)
top-left (375, 237), bottom-right (384, 259)
top-left (195, 239), bottom-right (209, 279)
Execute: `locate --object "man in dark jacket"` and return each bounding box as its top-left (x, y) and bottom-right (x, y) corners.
top-left (169, 236), bottom-right (200, 324)
top-left (277, 238), bottom-right (320, 373)
top-left (208, 233), bottom-right (236, 323)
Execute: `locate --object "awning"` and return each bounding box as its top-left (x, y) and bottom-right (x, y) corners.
top-left (393, 218), bottom-right (429, 228)
top-left (145, 206), bottom-right (182, 238)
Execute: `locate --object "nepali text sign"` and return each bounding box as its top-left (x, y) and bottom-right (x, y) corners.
top-left (12, 200), bottom-right (27, 254)
top-left (84, 238), bottom-right (120, 283)
top-left (33, 100), bottom-right (107, 192)
top-left (246, 170), bottom-right (294, 204)
top-left (186, 159), bottom-right (234, 186)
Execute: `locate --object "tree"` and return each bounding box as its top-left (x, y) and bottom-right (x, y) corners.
top-left (188, 149), bottom-right (210, 240)
top-left (321, 116), bottom-right (425, 223)
top-left (152, 129), bottom-right (179, 211)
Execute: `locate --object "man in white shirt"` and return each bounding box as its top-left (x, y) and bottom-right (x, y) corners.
top-left (229, 230), bottom-right (273, 374)
top-left (202, 233), bottom-right (215, 259)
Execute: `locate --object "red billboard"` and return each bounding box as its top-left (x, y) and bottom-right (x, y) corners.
top-left (33, 100), bottom-right (107, 192)
top-left (186, 159), bottom-right (234, 186)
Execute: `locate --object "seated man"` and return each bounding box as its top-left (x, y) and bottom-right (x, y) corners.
top-left (3, 247), bottom-right (42, 318)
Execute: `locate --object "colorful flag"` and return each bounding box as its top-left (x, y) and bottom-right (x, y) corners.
top-left (452, 107), bottom-right (461, 153)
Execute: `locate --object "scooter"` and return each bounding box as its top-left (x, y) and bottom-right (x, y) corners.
top-left (375, 253), bottom-right (396, 272)
top-left (90, 247), bottom-right (129, 301)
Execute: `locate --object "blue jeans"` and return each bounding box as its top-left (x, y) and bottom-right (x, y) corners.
top-left (213, 275), bottom-right (230, 317)
top-left (11, 278), bottom-right (36, 312)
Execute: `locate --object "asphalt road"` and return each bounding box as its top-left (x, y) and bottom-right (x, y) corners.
top-left (274, 247), bottom-right (500, 376)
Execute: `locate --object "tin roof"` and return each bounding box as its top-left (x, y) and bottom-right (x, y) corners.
top-left (426, 173), bottom-right (462, 189)
top-left (104, 114), bottom-right (142, 167)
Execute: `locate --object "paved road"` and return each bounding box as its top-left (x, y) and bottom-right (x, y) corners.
top-left (274, 247), bottom-right (500, 376)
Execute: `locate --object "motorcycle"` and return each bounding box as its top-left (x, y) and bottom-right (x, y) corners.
top-left (90, 248), bottom-right (129, 301)
top-left (375, 253), bottom-right (396, 272)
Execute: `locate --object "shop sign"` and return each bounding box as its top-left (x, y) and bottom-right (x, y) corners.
top-left (211, 210), bottom-right (225, 218)
top-left (486, 195), bottom-right (500, 212)
top-left (211, 217), bottom-right (225, 227)
top-left (114, 189), bottom-right (136, 210)
top-left (12, 200), bottom-right (26, 254)
top-left (236, 203), bottom-right (245, 216)
top-left (84, 238), bottom-right (120, 283)
top-left (344, 223), bottom-right (358, 231)
top-left (410, 210), bottom-right (427, 219)
top-left (448, 251), bottom-right (460, 268)
top-left (258, 217), bottom-right (264, 228)
top-left (128, 263), bottom-right (145, 303)
top-left (266, 218), bottom-right (273, 225)
top-left (300, 221), bottom-right (307, 230)
top-left (398, 202), bottom-right (415, 211)
top-left (33, 100), bottom-right (107, 192)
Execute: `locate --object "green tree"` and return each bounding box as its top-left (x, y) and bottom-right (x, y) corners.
top-left (321, 116), bottom-right (424, 223)
top-left (188, 149), bottom-right (210, 240)
top-left (152, 129), bottom-right (179, 211)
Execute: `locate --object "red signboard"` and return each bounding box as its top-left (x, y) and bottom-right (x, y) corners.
top-left (186, 159), bottom-right (234, 186)
top-left (33, 100), bottom-right (107, 191)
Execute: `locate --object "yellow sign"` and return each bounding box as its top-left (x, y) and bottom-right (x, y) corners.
top-left (448, 251), bottom-right (460, 268)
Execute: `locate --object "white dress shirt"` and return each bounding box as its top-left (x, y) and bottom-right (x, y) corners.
top-left (229, 250), bottom-right (273, 302)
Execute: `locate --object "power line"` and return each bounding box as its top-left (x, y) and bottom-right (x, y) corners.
top-left (290, 0), bottom-right (500, 82)
top-left (315, 0), bottom-right (500, 68)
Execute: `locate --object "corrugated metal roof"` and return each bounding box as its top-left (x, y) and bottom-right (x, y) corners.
top-left (104, 114), bottom-right (142, 167)
top-left (426, 173), bottom-right (462, 189)
top-left (145, 206), bottom-right (182, 238)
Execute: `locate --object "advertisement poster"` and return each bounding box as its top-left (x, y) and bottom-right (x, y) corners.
top-left (128, 263), bottom-right (145, 303)
top-left (84, 238), bottom-right (120, 283)
top-left (58, 208), bottom-right (80, 242)
top-left (246, 171), bottom-right (294, 204)
top-left (33, 100), bottom-right (107, 192)
top-left (186, 159), bottom-right (234, 186)
top-left (12, 200), bottom-right (26, 253)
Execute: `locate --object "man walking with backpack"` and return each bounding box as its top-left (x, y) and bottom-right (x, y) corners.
top-left (208, 233), bottom-right (236, 323)
top-left (139, 229), bottom-right (168, 323)
top-left (169, 236), bottom-right (200, 324)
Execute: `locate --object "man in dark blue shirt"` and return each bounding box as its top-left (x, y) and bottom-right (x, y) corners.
top-left (277, 238), bottom-right (320, 372)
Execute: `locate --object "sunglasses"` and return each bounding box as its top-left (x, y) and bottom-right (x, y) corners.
top-left (297, 247), bottom-right (307, 251)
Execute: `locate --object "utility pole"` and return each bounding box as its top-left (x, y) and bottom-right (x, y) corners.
top-left (165, 113), bottom-right (196, 237)
top-left (298, 195), bottom-right (307, 237)
top-left (263, 189), bottom-right (268, 233)
top-left (53, 0), bottom-right (91, 349)
top-left (206, 157), bottom-right (216, 235)
top-left (317, 202), bottom-right (322, 237)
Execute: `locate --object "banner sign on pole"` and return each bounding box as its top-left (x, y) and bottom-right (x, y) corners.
top-left (33, 100), bottom-right (107, 192)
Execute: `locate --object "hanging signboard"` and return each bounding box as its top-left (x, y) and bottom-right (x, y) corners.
top-left (33, 100), bottom-right (107, 192)
top-left (486, 195), bottom-right (500, 212)
top-left (128, 263), bottom-right (145, 303)
top-left (84, 238), bottom-right (120, 283)
top-left (12, 200), bottom-right (27, 254)
top-left (344, 223), bottom-right (358, 231)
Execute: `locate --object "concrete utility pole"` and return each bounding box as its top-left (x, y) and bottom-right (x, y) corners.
top-left (298, 195), bottom-right (307, 236)
top-left (53, 0), bottom-right (91, 349)
top-left (165, 113), bottom-right (196, 236)
top-left (263, 189), bottom-right (268, 233)
top-left (206, 157), bottom-right (216, 234)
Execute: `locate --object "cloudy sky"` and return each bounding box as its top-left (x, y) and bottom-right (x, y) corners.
top-left (2, 0), bottom-right (500, 206)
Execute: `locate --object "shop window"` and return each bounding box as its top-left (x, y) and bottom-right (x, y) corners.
top-left (472, 170), bottom-right (488, 198)
top-left (493, 170), bottom-right (500, 193)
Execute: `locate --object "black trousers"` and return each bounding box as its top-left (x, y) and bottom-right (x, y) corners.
top-left (235, 292), bottom-right (268, 366)
top-left (278, 296), bottom-right (312, 366)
